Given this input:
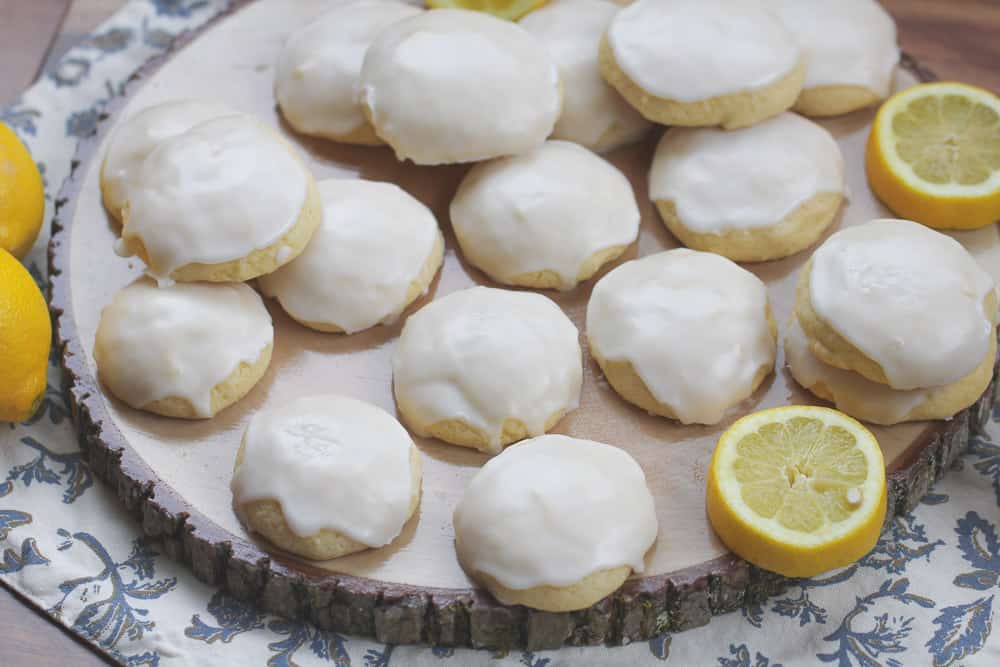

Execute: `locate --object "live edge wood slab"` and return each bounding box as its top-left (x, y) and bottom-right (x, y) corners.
top-left (46, 0), bottom-right (1000, 651)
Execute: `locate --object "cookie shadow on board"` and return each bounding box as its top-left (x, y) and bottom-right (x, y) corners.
top-left (275, 112), bottom-right (470, 218)
top-left (410, 433), bottom-right (490, 468)
top-left (819, 104), bottom-right (879, 140)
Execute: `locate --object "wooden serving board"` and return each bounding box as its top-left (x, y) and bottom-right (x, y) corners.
top-left (48, 0), bottom-right (1000, 651)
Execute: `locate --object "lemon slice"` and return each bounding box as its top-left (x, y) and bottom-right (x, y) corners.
top-left (866, 82), bottom-right (1000, 230)
top-left (426, 0), bottom-right (547, 21)
top-left (706, 406), bottom-right (886, 577)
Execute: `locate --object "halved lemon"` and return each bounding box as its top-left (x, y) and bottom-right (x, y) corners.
top-left (866, 82), bottom-right (1000, 230)
top-left (706, 406), bottom-right (886, 578)
top-left (426, 0), bottom-right (547, 21)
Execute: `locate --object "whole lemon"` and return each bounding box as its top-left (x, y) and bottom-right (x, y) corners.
top-left (0, 121), bottom-right (45, 259)
top-left (0, 248), bottom-right (51, 422)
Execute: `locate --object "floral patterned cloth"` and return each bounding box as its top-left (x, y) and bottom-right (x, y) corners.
top-left (2, 1), bottom-right (999, 664)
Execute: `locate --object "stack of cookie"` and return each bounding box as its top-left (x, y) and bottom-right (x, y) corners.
top-left (95, 98), bottom-right (449, 414)
top-left (788, 219), bottom-right (997, 425)
top-left (96, 103), bottom-right (320, 419)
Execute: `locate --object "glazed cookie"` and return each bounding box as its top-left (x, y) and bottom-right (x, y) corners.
top-left (453, 434), bottom-right (657, 612)
top-left (117, 114), bottom-right (322, 285)
top-left (259, 179), bottom-right (443, 334)
top-left (600, 0), bottom-right (805, 129)
top-left (392, 287), bottom-right (582, 454)
top-left (769, 0), bottom-right (900, 117)
top-left (786, 318), bottom-right (997, 426)
top-left (451, 140), bottom-right (639, 291)
top-left (360, 9), bottom-right (561, 164)
top-left (587, 249), bottom-right (777, 425)
top-left (93, 279), bottom-right (273, 419)
top-left (519, 0), bottom-right (651, 152)
top-left (100, 99), bottom-right (236, 221)
top-left (274, 0), bottom-right (421, 144)
top-left (796, 219), bottom-right (997, 390)
top-left (649, 112), bottom-right (845, 262)
top-left (231, 395), bottom-right (422, 561)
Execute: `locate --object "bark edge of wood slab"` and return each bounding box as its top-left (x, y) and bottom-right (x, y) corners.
top-left (46, 5), bottom-right (995, 649)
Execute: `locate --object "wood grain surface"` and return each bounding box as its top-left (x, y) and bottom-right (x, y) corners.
top-left (881, 0), bottom-right (1000, 93)
top-left (0, 0), bottom-right (998, 663)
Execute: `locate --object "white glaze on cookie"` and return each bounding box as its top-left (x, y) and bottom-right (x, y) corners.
top-left (274, 0), bottom-right (421, 139)
top-left (360, 8), bottom-right (561, 164)
top-left (768, 0), bottom-right (899, 97)
top-left (93, 279), bottom-right (273, 418)
top-left (808, 219), bottom-right (996, 390)
top-left (519, 0), bottom-right (650, 152)
top-left (450, 140), bottom-right (639, 290)
top-left (606, 0), bottom-right (800, 102)
top-left (649, 113), bottom-right (844, 233)
top-left (101, 99), bottom-right (237, 217)
top-left (786, 319), bottom-right (930, 424)
top-left (122, 115), bottom-right (309, 280)
top-left (120, 115), bottom-right (309, 283)
top-left (453, 434), bottom-right (657, 589)
top-left (392, 287), bottom-right (582, 453)
top-left (231, 395), bottom-right (417, 546)
top-left (258, 179), bottom-right (442, 334)
top-left (587, 249), bottom-right (776, 425)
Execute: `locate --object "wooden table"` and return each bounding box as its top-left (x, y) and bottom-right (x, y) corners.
top-left (0, 0), bottom-right (997, 663)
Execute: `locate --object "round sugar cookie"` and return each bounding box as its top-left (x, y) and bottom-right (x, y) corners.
top-left (795, 219), bottom-right (997, 390)
top-left (600, 0), bottom-right (805, 129)
top-left (453, 434), bottom-right (657, 612)
top-left (117, 114), bottom-right (322, 285)
top-left (360, 9), bottom-right (561, 164)
top-left (259, 179), bottom-right (444, 334)
top-left (232, 395), bottom-right (422, 561)
top-left (450, 140), bottom-right (639, 291)
top-left (100, 99), bottom-right (236, 221)
top-left (649, 112), bottom-right (845, 262)
top-left (769, 0), bottom-right (900, 117)
top-left (519, 0), bottom-right (651, 152)
top-left (392, 286), bottom-right (582, 454)
top-left (274, 0), bottom-right (422, 144)
top-left (587, 249), bottom-right (777, 425)
top-left (93, 279), bottom-right (273, 419)
top-left (786, 318), bottom-right (997, 426)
